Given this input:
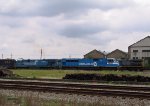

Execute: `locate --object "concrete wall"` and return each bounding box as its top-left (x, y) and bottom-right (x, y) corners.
top-left (129, 47), bottom-right (150, 59)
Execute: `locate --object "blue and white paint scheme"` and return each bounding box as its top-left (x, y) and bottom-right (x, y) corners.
top-left (60, 58), bottom-right (119, 68)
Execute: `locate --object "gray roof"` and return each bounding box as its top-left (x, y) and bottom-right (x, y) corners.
top-left (129, 36), bottom-right (150, 47)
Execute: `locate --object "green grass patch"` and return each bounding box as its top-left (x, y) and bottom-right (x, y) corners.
top-left (11, 69), bottom-right (150, 79)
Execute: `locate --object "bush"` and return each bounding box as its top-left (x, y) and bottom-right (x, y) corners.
top-left (63, 74), bottom-right (150, 82)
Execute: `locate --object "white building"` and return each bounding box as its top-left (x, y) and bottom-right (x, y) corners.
top-left (128, 36), bottom-right (150, 59)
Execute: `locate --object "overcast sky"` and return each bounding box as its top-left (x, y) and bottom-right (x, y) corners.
top-left (0, 0), bottom-right (150, 59)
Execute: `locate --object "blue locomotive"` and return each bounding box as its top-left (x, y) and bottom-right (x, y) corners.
top-left (59, 58), bottom-right (119, 70)
top-left (15, 59), bottom-right (48, 68)
top-left (15, 59), bottom-right (59, 68)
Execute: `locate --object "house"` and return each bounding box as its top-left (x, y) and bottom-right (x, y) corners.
top-left (107, 49), bottom-right (128, 59)
top-left (84, 49), bottom-right (105, 59)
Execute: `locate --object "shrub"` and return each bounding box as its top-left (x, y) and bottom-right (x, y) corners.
top-left (63, 74), bottom-right (150, 82)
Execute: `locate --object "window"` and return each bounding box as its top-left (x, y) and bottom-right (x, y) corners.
top-left (66, 60), bottom-right (79, 62)
top-left (142, 50), bottom-right (150, 52)
top-left (133, 50), bottom-right (138, 52)
top-left (107, 59), bottom-right (114, 63)
top-left (133, 57), bottom-right (138, 59)
top-left (93, 59), bottom-right (99, 61)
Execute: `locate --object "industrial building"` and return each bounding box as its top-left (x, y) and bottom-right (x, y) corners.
top-left (128, 36), bottom-right (150, 59)
top-left (128, 36), bottom-right (150, 67)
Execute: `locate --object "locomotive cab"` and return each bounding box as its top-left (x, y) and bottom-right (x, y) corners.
top-left (106, 58), bottom-right (119, 66)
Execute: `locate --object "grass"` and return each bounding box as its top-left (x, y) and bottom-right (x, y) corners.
top-left (12, 69), bottom-right (150, 79)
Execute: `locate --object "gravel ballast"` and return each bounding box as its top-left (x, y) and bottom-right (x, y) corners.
top-left (0, 89), bottom-right (150, 106)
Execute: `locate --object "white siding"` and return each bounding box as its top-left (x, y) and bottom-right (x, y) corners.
top-left (130, 47), bottom-right (150, 59)
top-left (129, 36), bottom-right (150, 59)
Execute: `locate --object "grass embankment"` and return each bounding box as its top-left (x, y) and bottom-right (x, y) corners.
top-left (12, 69), bottom-right (150, 79)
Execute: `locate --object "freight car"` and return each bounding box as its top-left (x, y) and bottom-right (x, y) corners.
top-left (0, 59), bottom-right (16, 69)
top-left (118, 59), bottom-right (143, 71)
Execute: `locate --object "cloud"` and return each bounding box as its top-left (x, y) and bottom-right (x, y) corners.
top-left (0, 0), bottom-right (135, 17)
top-left (0, 16), bottom-right (24, 28)
top-left (0, 0), bottom-right (150, 59)
top-left (58, 23), bottom-right (106, 38)
top-left (105, 6), bottom-right (150, 32)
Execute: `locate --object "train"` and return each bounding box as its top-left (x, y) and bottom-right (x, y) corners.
top-left (0, 58), bottom-right (144, 71)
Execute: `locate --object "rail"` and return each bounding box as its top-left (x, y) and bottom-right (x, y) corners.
top-left (0, 79), bottom-right (150, 99)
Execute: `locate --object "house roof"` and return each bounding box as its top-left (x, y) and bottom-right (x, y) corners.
top-left (107, 49), bottom-right (127, 56)
top-left (84, 49), bottom-right (105, 56)
top-left (129, 36), bottom-right (150, 48)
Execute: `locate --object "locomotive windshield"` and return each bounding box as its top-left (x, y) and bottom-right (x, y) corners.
top-left (107, 59), bottom-right (114, 63)
top-left (107, 58), bottom-right (119, 65)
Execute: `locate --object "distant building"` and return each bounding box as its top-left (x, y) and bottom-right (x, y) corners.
top-left (84, 49), bottom-right (105, 59)
top-left (107, 49), bottom-right (128, 59)
top-left (128, 36), bottom-right (150, 59)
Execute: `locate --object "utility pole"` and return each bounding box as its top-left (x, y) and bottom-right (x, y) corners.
top-left (11, 53), bottom-right (12, 59)
top-left (2, 54), bottom-right (3, 59)
top-left (40, 48), bottom-right (43, 59)
top-left (69, 54), bottom-right (71, 58)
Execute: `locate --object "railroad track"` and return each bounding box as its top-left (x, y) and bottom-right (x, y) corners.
top-left (0, 79), bottom-right (150, 99)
